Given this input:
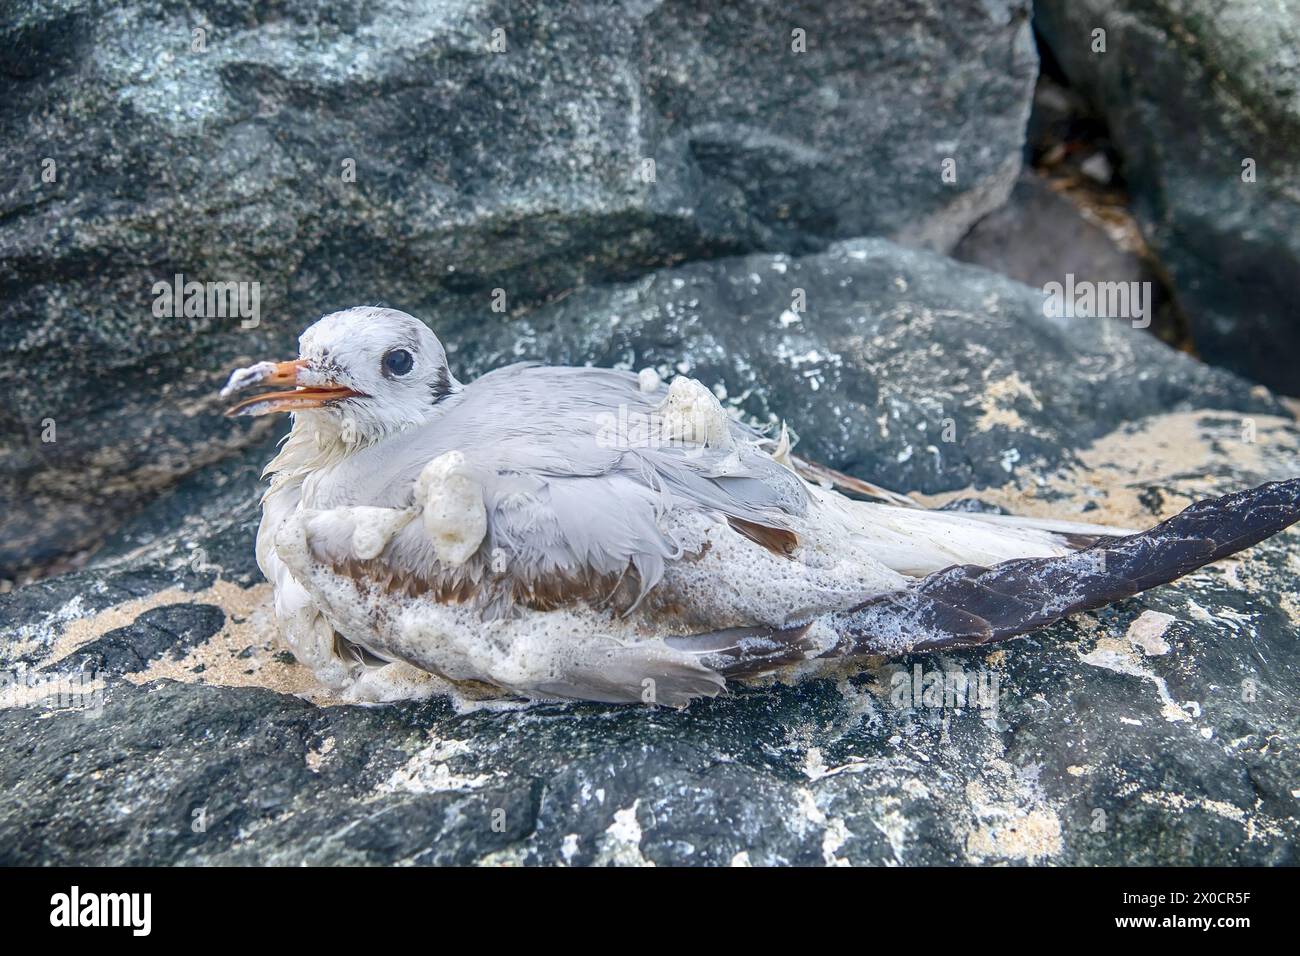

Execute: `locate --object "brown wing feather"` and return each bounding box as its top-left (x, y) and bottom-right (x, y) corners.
top-left (790, 454), bottom-right (920, 507)
top-left (727, 516), bottom-right (799, 556)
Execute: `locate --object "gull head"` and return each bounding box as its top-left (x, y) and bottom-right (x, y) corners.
top-left (222, 306), bottom-right (460, 443)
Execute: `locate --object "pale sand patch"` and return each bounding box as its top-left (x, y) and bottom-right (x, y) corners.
top-left (1280, 592), bottom-right (1300, 629)
top-left (972, 370), bottom-right (1042, 433)
top-left (962, 778), bottom-right (1063, 863)
top-left (973, 404), bottom-right (1028, 431)
top-left (118, 580), bottom-right (339, 702)
top-left (32, 587), bottom-right (204, 667)
top-left (965, 808), bottom-right (1063, 863)
top-left (1138, 791), bottom-right (1283, 843)
top-left (1079, 635), bottom-right (1191, 723)
top-left (31, 579), bottom-right (339, 704)
top-left (913, 410), bottom-right (1299, 530)
top-left (1125, 610), bottom-right (1174, 656)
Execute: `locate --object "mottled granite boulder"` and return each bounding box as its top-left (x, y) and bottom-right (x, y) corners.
top-left (2, 240), bottom-right (1297, 864)
top-left (1034, 0), bottom-right (1300, 395)
top-left (442, 238), bottom-right (1277, 493)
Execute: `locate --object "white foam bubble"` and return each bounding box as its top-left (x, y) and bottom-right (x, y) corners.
top-left (416, 451), bottom-right (487, 566)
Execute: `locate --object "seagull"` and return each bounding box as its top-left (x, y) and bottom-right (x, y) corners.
top-left (223, 306), bottom-right (1300, 705)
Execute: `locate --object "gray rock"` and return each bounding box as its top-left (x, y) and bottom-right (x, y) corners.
top-left (3, 239), bottom-right (1298, 865)
top-left (60, 603), bottom-right (226, 676)
top-left (953, 165), bottom-right (1189, 347)
top-left (443, 238), bottom-right (1278, 494)
top-left (1033, 0), bottom-right (1300, 395)
top-left (0, 0), bottom-right (1039, 578)
top-left (962, 73), bottom-right (1190, 349)
top-left (955, 174), bottom-right (1134, 290)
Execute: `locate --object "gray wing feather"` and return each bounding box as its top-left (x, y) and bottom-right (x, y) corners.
top-left (312, 365), bottom-right (807, 602)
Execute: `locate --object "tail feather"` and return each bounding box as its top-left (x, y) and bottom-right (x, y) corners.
top-left (834, 478), bottom-right (1300, 655)
top-left (821, 493), bottom-right (1129, 576)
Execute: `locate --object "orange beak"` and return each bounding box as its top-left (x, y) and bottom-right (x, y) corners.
top-left (222, 358), bottom-right (363, 417)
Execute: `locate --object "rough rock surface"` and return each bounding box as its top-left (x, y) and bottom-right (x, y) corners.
top-left (443, 238), bottom-right (1279, 493)
top-left (953, 167), bottom-right (1186, 348)
top-left (954, 173), bottom-right (1141, 292)
top-left (0, 0), bottom-right (1038, 578)
top-left (1034, 0), bottom-right (1300, 395)
top-left (2, 240), bottom-right (1297, 865)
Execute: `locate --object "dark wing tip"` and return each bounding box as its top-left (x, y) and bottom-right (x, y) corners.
top-left (837, 477), bottom-right (1300, 655)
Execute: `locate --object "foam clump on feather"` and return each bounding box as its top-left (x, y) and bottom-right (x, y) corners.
top-left (416, 450), bottom-right (488, 566)
top-left (346, 506), bottom-right (416, 560)
top-left (657, 376), bottom-right (734, 450)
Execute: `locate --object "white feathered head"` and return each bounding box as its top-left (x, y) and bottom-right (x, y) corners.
top-left (223, 306), bottom-right (460, 442)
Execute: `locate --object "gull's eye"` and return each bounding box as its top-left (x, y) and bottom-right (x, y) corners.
top-left (382, 348), bottom-right (414, 377)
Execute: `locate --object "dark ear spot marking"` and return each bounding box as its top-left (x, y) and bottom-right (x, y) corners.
top-left (429, 367), bottom-right (454, 404)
